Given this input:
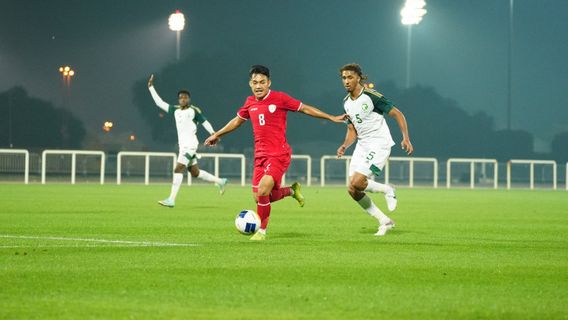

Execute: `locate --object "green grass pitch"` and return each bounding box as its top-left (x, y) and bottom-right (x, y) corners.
top-left (1, 184), bottom-right (567, 319)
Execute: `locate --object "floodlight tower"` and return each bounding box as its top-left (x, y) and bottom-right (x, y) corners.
top-left (401, 0), bottom-right (427, 88)
top-left (168, 10), bottom-right (186, 61)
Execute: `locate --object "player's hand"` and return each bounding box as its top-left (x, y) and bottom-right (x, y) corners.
top-left (204, 134), bottom-right (220, 146)
top-left (337, 145), bottom-right (347, 158)
top-left (331, 114), bottom-right (348, 123)
top-left (148, 74), bottom-right (154, 88)
top-left (401, 138), bottom-right (413, 155)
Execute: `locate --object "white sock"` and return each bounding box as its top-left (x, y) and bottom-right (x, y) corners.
top-left (168, 173), bottom-right (183, 201)
top-left (258, 228), bottom-right (266, 235)
top-left (365, 180), bottom-right (391, 194)
top-left (197, 170), bottom-right (222, 184)
top-left (357, 194), bottom-right (390, 225)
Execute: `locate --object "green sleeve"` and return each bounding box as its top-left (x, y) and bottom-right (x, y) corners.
top-left (168, 105), bottom-right (177, 114)
top-left (191, 105), bottom-right (207, 124)
top-left (367, 91), bottom-right (394, 115)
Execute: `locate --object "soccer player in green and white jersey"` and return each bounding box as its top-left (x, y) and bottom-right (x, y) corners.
top-left (336, 64), bottom-right (413, 236)
top-left (148, 74), bottom-right (227, 208)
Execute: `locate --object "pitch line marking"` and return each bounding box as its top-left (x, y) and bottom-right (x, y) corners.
top-left (0, 235), bottom-right (198, 247)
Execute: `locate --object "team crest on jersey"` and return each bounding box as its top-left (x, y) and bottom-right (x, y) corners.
top-left (268, 104), bottom-right (277, 113)
top-left (362, 103), bottom-right (369, 111)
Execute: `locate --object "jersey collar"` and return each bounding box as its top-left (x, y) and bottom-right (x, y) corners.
top-left (256, 90), bottom-right (272, 101)
top-left (349, 87), bottom-right (365, 101)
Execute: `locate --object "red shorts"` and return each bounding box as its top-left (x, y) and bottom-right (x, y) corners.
top-left (252, 155), bottom-right (291, 193)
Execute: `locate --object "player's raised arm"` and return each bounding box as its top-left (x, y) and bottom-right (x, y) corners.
top-left (337, 123), bottom-right (358, 158)
top-left (147, 74), bottom-right (170, 113)
top-left (388, 107), bottom-right (413, 155)
top-left (299, 103), bottom-right (347, 123)
top-left (204, 116), bottom-right (246, 146)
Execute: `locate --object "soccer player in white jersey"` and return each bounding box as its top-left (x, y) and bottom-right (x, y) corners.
top-left (148, 74), bottom-right (227, 208)
top-left (336, 64), bottom-right (413, 236)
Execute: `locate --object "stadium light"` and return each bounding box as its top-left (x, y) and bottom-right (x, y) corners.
top-left (168, 10), bottom-right (185, 31)
top-left (169, 10), bottom-right (185, 61)
top-left (401, 0), bottom-right (427, 25)
top-left (400, 0), bottom-right (427, 88)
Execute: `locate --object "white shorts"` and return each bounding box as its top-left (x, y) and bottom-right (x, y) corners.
top-left (349, 143), bottom-right (391, 178)
top-left (177, 146), bottom-right (199, 167)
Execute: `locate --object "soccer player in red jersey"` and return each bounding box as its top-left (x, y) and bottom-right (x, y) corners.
top-left (205, 65), bottom-right (346, 240)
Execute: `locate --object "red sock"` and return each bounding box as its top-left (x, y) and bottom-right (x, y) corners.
top-left (257, 195), bottom-right (271, 229)
top-left (269, 187), bottom-right (292, 202)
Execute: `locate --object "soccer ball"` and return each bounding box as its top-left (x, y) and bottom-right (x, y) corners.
top-left (235, 210), bottom-right (261, 234)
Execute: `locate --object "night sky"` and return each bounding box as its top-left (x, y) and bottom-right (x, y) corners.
top-left (1, 0), bottom-right (567, 151)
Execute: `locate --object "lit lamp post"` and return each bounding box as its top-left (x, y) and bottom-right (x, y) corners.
top-left (103, 121), bottom-right (113, 133)
top-left (58, 65), bottom-right (76, 87)
top-left (168, 10), bottom-right (185, 61)
top-left (401, 0), bottom-right (427, 88)
top-left (58, 65), bottom-right (75, 111)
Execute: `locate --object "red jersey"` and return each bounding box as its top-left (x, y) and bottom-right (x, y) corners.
top-left (237, 90), bottom-right (303, 158)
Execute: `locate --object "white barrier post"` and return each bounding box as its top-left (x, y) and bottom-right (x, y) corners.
top-left (282, 155), bottom-right (312, 186)
top-left (0, 149), bottom-right (30, 184)
top-left (194, 153), bottom-right (247, 186)
top-left (320, 155), bottom-right (352, 187)
top-left (389, 157), bottom-right (438, 188)
top-left (507, 159), bottom-right (557, 190)
top-left (42, 150), bottom-right (105, 184)
top-left (116, 152), bottom-right (177, 185)
top-left (446, 158), bottom-right (498, 189)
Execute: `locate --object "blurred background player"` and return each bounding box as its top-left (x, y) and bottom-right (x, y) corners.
top-left (205, 65), bottom-right (346, 240)
top-left (336, 63), bottom-right (413, 236)
top-left (148, 74), bottom-right (227, 208)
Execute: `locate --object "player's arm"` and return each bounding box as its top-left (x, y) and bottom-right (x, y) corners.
top-left (201, 120), bottom-right (215, 135)
top-left (147, 74), bottom-right (170, 113)
top-left (337, 123), bottom-right (358, 158)
top-left (204, 116), bottom-right (246, 146)
top-left (192, 106), bottom-right (216, 135)
top-left (299, 104), bottom-right (346, 123)
top-left (388, 107), bottom-right (413, 155)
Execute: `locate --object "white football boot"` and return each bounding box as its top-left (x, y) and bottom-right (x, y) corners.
top-left (384, 185), bottom-right (397, 212)
top-left (375, 220), bottom-right (395, 236)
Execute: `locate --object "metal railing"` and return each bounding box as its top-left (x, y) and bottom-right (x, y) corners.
top-left (507, 159), bottom-right (557, 190)
top-left (41, 150), bottom-right (105, 184)
top-left (446, 158), bottom-right (498, 189)
top-left (0, 149), bottom-right (29, 184)
top-left (281, 155), bottom-right (312, 186)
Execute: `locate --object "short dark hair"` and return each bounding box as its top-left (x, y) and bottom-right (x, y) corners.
top-left (249, 65), bottom-right (270, 79)
top-left (339, 63), bottom-right (368, 82)
top-left (177, 90), bottom-right (191, 97)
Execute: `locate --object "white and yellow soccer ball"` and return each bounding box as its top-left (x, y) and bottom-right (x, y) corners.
top-left (235, 210), bottom-right (260, 234)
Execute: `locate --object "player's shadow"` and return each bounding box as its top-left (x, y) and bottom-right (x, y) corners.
top-left (358, 227), bottom-right (414, 236)
top-left (275, 232), bottom-right (310, 239)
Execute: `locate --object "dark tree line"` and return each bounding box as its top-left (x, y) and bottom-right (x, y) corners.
top-left (132, 57), bottom-right (567, 162)
top-left (0, 87), bottom-right (85, 149)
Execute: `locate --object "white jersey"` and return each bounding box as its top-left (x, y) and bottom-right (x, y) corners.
top-left (149, 86), bottom-right (215, 149)
top-left (343, 88), bottom-right (395, 148)
top-left (171, 106), bottom-right (204, 148)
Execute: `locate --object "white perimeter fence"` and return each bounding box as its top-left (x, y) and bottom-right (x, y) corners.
top-left (0, 149), bottom-right (565, 190)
